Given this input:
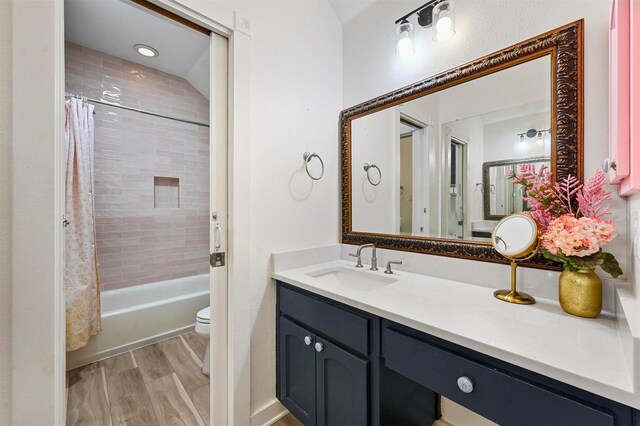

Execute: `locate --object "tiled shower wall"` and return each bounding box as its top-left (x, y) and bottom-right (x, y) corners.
top-left (65, 42), bottom-right (210, 291)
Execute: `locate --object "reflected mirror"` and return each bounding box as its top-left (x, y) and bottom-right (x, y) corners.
top-left (351, 56), bottom-right (551, 242)
top-left (482, 156), bottom-right (550, 222)
top-left (341, 21), bottom-right (582, 267)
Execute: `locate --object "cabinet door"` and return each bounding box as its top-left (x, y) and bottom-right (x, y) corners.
top-left (279, 317), bottom-right (317, 425)
top-left (609, 0), bottom-right (631, 183)
top-left (315, 337), bottom-right (368, 426)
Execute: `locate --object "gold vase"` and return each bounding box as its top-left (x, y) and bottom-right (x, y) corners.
top-left (558, 268), bottom-right (602, 318)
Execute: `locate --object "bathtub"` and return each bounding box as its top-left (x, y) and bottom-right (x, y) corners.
top-left (66, 273), bottom-right (209, 370)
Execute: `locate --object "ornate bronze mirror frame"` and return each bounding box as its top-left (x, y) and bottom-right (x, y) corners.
top-left (340, 20), bottom-right (583, 268)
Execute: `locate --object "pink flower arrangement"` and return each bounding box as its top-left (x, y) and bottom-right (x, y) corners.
top-left (508, 167), bottom-right (622, 278)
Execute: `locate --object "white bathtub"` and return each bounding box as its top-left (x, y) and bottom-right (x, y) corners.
top-left (66, 274), bottom-right (209, 370)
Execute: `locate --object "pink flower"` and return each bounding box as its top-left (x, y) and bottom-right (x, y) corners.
top-left (540, 214), bottom-right (616, 257)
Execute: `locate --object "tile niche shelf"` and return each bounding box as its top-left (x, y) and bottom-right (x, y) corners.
top-left (154, 176), bottom-right (180, 209)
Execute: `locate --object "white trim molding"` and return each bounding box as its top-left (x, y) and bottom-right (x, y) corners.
top-left (250, 398), bottom-right (288, 426)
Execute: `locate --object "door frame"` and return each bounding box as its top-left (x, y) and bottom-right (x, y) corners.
top-left (11, 1), bottom-right (251, 424)
top-left (398, 114), bottom-right (428, 236)
top-left (442, 134), bottom-right (467, 238)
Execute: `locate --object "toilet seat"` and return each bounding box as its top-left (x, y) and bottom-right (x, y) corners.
top-left (196, 307), bottom-right (210, 324)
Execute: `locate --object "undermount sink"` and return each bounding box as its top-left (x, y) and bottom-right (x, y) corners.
top-left (305, 266), bottom-right (398, 291)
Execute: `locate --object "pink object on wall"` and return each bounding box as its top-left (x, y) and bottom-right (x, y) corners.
top-left (609, 0), bottom-right (630, 184)
top-left (65, 42), bottom-right (211, 291)
top-left (620, 0), bottom-right (640, 195)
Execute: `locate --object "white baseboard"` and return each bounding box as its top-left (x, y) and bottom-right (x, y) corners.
top-left (250, 398), bottom-right (288, 426)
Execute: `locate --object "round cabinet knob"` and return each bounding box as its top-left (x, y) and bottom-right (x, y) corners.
top-left (602, 158), bottom-right (617, 173)
top-left (314, 342), bottom-right (324, 353)
top-left (304, 336), bottom-right (312, 346)
top-left (457, 376), bottom-right (474, 394)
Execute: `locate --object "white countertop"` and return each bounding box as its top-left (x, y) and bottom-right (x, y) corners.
top-left (273, 259), bottom-right (639, 409)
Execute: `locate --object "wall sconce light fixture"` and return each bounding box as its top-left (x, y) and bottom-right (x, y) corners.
top-left (395, 0), bottom-right (456, 57)
top-left (518, 128), bottom-right (550, 144)
top-left (396, 20), bottom-right (415, 58)
top-left (432, 1), bottom-right (456, 41)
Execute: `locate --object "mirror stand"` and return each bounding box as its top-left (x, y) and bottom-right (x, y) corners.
top-left (494, 259), bottom-right (536, 305)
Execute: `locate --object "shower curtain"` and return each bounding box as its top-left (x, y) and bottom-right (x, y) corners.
top-left (64, 98), bottom-right (101, 351)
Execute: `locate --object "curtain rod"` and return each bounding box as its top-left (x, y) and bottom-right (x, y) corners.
top-left (65, 92), bottom-right (210, 128)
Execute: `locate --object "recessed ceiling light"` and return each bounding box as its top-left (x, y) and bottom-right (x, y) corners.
top-left (134, 44), bottom-right (159, 58)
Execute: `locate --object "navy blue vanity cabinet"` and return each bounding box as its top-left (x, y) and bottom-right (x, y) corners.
top-left (277, 282), bottom-right (378, 426)
top-left (381, 319), bottom-right (636, 426)
top-left (278, 316), bottom-right (318, 424)
top-left (276, 281), bottom-right (637, 426)
top-left (315, 336), bottom-right (369, 425)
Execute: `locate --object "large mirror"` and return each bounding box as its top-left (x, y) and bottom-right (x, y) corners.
top-left (341, 21), bottom-right (583, 267)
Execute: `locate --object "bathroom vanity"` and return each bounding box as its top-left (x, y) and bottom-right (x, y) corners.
top-left (273, 250), bottom-right (640, 426)
top-left (274, 19), bottom-right (640, 426)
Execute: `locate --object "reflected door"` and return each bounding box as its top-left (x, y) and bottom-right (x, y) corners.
top-left (399, 135), bottom-right (413, 234)
top-left (447, 139), bottom-right (465, 238)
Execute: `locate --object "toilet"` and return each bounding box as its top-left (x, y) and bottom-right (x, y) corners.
top-left (195, 306), bottom-right (210, 375)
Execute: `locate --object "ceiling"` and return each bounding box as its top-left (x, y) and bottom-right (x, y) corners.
top-left (64, 0), bottom-right (210, 98)
top-left (327, 0), bottom-right (377, 25)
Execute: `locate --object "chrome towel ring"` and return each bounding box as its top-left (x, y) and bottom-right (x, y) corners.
top-left (363, 163), bottom-right (381, 186)
top-left (303, 152), bottom-right (324, 181)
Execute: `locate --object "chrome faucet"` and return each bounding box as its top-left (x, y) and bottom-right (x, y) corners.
top-left (384, 260), bottom-right (402, 274)
top-left (350, 244), bottom-right (377, 271)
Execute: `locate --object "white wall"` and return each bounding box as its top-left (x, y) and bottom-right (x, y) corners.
top-left (343, 0), bottom-right (628, 280)
top-left (11, 0), bottom-right (64, 423)
top-left (248, 0), bottom-right (342, 418)
top-left (0, 0), bottom-right (12, 422)
top-left (483, 112), bottom-right (550, 162)
top-left (629, 194), bottom-right (640, 295)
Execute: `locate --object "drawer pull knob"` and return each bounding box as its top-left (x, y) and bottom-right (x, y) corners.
top-left (314, 342), bottom-right (324, 352)
top-left (457, 376), bottom-right (474, 394)
top-left (304, 336), bottom-right (312, 346)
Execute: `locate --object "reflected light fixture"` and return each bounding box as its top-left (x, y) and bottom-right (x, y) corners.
top-left (395, 0), bottom-right (457, 58)
top-left (134, 44), bottom-right (159, 58)
top-left (517, 128), bottom-right (550, 144)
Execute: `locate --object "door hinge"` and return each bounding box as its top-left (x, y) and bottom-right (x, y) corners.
top-left (210, 252), bottom-right (226, 268)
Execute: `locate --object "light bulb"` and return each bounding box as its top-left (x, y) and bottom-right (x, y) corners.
top-left (519, 135), bottom-right (525, 144)
top-left (398, 35), bottom-right (415, 58)
top-left (436, 16), bottom-right (452, 33)
top-left (396, 21), bottom-right (415, 58)
top-left (433, 1), bottom-right (456, 42)
top-left (536, 132), bottom-right (543, 144)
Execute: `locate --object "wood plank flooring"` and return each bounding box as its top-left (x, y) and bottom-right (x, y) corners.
top-left (67, 331), bottom-right (209, 426)
top-left (67, 331), bottom-right (306, 426)
top-left (273, 413), bottom-right (303, 426)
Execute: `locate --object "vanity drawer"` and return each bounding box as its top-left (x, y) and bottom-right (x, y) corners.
top-left (278, 283), bottom-right (370, 356)
top-left (382, 324), bottom-right (614, 426)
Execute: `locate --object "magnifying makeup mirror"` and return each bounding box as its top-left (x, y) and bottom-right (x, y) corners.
top-left (491, 214), bottom-right (539, 305)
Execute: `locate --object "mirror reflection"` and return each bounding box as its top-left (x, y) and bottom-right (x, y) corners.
top-left (483, 157), bottom-right (550, 222)
top-left (351, 55), bottom-right (551, 242)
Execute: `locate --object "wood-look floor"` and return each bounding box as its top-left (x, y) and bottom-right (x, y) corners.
top-left (67, 331), bottom-right (306, 426)
top-left (273, 413), bottom-right (303, 426)
top-left (66, 331), bottom-right (209, 426)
